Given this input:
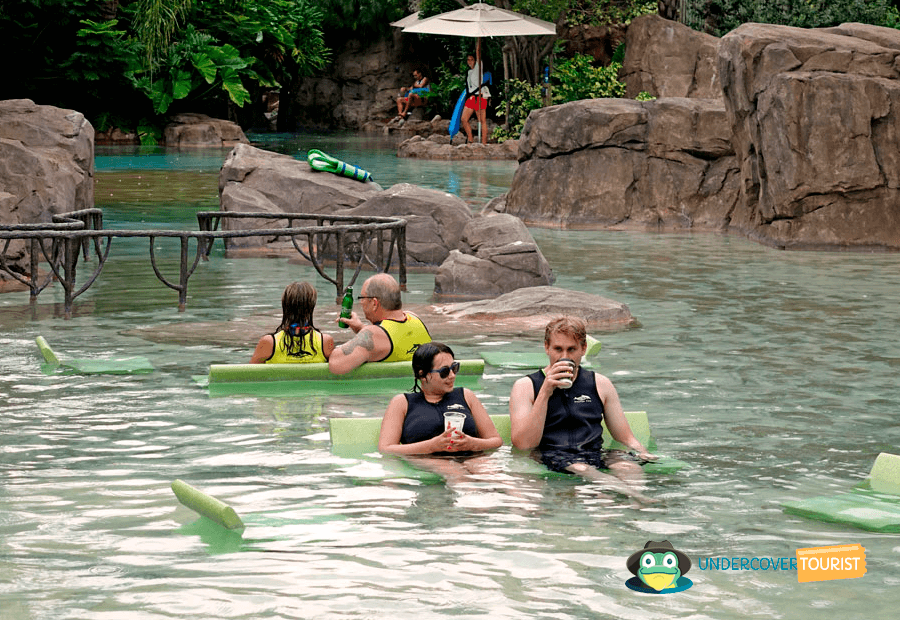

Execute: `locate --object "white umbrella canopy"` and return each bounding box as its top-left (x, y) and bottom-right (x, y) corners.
top-left (402, 3), bottom-right (556, 38)
top-left (402, 3), bottom-right (556, 137)
top-left (390, 12), bottom-right (421, 28)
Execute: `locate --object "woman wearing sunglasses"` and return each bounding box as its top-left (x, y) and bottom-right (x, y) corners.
top-left (379, 342), bottom-right (502, 457)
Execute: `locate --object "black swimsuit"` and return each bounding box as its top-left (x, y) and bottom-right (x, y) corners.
top-left (401, 388), bottom-right (478, 455)
top-left (527, 368), bottom-right (609, 472)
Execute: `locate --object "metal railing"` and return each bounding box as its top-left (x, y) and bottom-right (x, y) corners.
top-left (1, 208), bottom-right (407, 318)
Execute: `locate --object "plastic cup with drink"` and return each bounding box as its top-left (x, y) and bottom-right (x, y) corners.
top-left (557, 358), bottom-right (576, 389)
top-left (443, 411), bottom-right (466, 434)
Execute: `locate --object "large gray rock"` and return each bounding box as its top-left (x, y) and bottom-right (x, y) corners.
top-left (719, 22), bottom-right (900, 250)
top-left (398, 135), bottom-right (519, 160)
top-left (436, 286), bottom-right (636, 330)
top-left (294, 37), bottom-right (412, 128)
top-left (507, 97), bottom-right (739, 231)
top-left (433, 213), bottom-right (554, 300)
top-left (218, 143), bottom-right (382, 248)
top-left (346, 183), bottom-right (473, 268)
top-left (0, 99), bottom-right (94, 284)
top-left (163, 113), bottom-right (249, 147)
top-left (623, 14), bottom-right (722, 99)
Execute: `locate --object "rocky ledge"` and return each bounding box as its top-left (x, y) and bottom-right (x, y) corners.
top-left (399, 135), bottom-right (519, 160)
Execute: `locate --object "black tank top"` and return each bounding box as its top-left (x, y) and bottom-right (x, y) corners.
top-left (401, 387), bottom-right (477, 445)
top-left (527, 368), bottom-right (605, 451)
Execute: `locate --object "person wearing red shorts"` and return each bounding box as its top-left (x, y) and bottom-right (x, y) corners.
top-left (461, 54), bottom-right (491, 144)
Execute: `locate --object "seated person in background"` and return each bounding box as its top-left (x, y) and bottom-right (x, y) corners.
top-left (250, 281), bottom-right (334, 363)
top-left (327, 273), bottom-right (431, 374)
top-left (508, 316), bottom-right (656, 498)
top-left (396, 68), bottom-right (430, 119)
top-left (379, 342), bottom-right (502, 456)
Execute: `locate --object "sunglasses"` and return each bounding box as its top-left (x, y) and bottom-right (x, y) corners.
top-left (427, 361), bottom-right (460, 379)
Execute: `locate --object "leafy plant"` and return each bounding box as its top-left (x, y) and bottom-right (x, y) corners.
top-left (491, 78), bottom-right (542, 142)
top-left (551, 53), bottom-right (625, 103)
top-left (426, 62), bottom-right (467, 117)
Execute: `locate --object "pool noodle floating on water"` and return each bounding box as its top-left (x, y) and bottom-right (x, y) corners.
top-left (35, 336), bottom-right (154, 375)
top-left (171, 479), bottom-right (245, 530)
top-left (480, 335), bottom-right (602, 370)
top-left (207, 359), bottom-right (484, 384)
top-left (781, 452), bottom-right (900, 532)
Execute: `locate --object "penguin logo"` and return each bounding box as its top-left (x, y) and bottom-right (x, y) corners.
top-left (625, 540), bottom-right (693, 594)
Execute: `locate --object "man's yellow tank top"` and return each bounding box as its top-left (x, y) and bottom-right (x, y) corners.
top-left (266, 328), bottom-right (327, 364)
top-left (375, 312), bottom-right (431, 362)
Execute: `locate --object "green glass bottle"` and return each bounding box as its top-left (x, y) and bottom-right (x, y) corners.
top-left (339, 286), bottom-right (353, 328)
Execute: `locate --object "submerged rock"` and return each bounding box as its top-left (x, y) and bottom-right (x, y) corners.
top-left (435, 286), bottom-right (636, 331)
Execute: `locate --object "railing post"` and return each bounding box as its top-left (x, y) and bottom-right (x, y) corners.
top-left (335, 230), bottom-right (345, 304)
top-left (397, 225), bottom-right (407, 291)
top-left (62, 236), bottom-right (79, 319)
top-left (178, 235), bottom-right (189, 311)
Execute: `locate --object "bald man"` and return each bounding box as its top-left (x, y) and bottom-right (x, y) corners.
top-left (328, 273), bottom-right (432, 375)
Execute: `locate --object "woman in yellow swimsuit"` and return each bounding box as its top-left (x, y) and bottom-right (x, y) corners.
top-left (250, 281), bottom-right (335, 363)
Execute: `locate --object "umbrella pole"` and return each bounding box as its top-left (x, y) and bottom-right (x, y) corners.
top-left (477, 38), bottom-right (482, 144)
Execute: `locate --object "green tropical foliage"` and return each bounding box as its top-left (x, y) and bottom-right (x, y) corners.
top-left (684, 0), bottom-right (897, 36)
top-left (551, 54), bottom-right (625, 103)
top-left (2, 0), bottom-right (329, 137)
top-left (492, 53), bottom-right (629, 142)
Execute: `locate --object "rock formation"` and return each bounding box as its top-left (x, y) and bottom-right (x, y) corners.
top-left (218, 146), bottom-right (474, 267)
top-left (507, 18), bottom-right (900, 251)
top-left (435, 285), bottom-right (636, 331)
top-left (622, 14), bottom-right (721, 99)
top-left (398, 135), bottom-right (519, 160)
top-left (163, 113), bottom-right (249, 147)
top-left (506, 97), bottom-right (739, 231)
top-left (433, 213), bottom-right (554, 300)
top-left (346, 183), bottom-right (474, 267)
top-left (0, 99), bottom-right (94, 286)
top-left (719, 22), bottom-right (900, 250)
top-left (218, 143), bottom-right (382, 248)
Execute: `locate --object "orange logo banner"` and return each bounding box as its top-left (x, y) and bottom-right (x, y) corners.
top-left (796, 544), bottom-right (867, 583)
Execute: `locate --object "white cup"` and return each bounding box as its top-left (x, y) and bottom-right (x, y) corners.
top-left (557, 358), bottom-right (576, 388)
top-left (443, 411), bottom-right (466, 433)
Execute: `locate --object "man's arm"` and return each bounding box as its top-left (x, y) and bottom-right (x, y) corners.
top-left (327, 327), bottom-right (378, 375)
top-left (596, 373), bottom-right (656, 460)
top-left (509, 376), bottom-right (548, 450)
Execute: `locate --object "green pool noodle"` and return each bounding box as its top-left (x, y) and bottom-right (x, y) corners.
top-left (171, 479), bottom-right (245, 530)
top-left (306, 149), bottom-right (372, 182)
top-left (781, 452), bottom-right (900, 532)
top-left (207, 359), bottom-right (484, 384)
top-left (866, 452), bottom-right (900, 496)
top-left (35, 336), bottom-right (60, 366)
top-left (480, 335), bottom-right (600, 370)
top-left (36, 335), bottom-right (154, 374)
top-left (330, 411), bottom-right (686, 474)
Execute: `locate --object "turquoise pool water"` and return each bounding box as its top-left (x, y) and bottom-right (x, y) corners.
top-left (2, 133), bottom-right (899, 619)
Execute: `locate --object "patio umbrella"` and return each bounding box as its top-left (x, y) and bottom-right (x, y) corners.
top-left (390, 12), bottom-right (421, 29)
top-left (402, 3), bottom-right (557, 138)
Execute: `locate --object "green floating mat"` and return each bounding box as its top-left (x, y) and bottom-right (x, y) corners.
top-left (172, 479), bottom-right (245, 530)
top-left (329, 412), bottom-right (687, 480)
top-left (781, 453), bottom-right (900, 532)
top-left (36, 336), bottom-right (154, 375)
top-left (208, 358), bottom-right (483, 384)
top-left (481, 335), bottom-right (601, 370)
